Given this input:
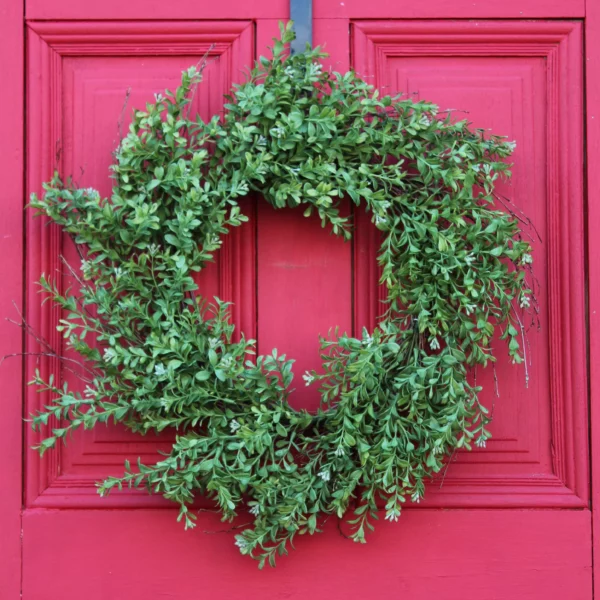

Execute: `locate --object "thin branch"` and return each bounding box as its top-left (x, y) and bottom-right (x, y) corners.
top-left (117, 87), bottom-right (132, 143)
top-left (511, 306), bottom-right (530, 388)
top-left (494, 193), bottom-right (543, 243)
top-left (202, 521), bottom-right (251, 535)
top-left (439, 448), bottom-right (458, 489)
top-left (337, 516), bottom-right (351, 540)
top-left (186, 46), bottom-right (216, 119)
top-left (9, 301), bottom-right (56, 355)
top-left (0, 351), bottom-right (94, 383)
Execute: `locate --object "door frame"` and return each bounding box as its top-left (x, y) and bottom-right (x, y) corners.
top-left (1, 0), bottom-right (599, 595)
top-left (586, 0), bottom-right (600, 597)
top-left (0, 0), bottom-right (24, 597)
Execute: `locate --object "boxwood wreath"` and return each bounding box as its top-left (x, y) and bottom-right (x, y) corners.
top-left (29, 23), bottom-right (537, 568)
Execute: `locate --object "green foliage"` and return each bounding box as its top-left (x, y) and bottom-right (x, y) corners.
top-left (29, 21), bottom-right (536, 567)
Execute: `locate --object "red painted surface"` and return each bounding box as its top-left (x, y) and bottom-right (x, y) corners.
top-left (0, 0), bottom-right (592, 597)
top-left (586, 0), bottom-right (600, 597)
top-left (0, 0), bottom-right (24, 598)
top-left (314, 0), bottom-right (584, 18)
top-left (257, 201), bottom-right (352, 411)
top-left (351, 20), bottom-right (588, 509)
top-left (21, 509), bottom-right (592, 600)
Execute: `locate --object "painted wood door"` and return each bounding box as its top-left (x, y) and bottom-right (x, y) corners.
top-left (7, 0), bottom-right (592, 598)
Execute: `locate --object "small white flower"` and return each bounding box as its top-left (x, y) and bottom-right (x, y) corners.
top-left (249, 504), bottom-right (260, 516)
top-left (84, 187), bottom-right (97, 197)
top-left (411, 491), bottom-right (421, 504)
top-left (310, 62), bottom-right (323, 76)
top-left (318, 469), bottom-right (331, 482)
top-left (385, 512), bottom-right (399, 522)
top-left (375, 215), bottom-right (387, 227)
top-left (475, 436), bottom-right (487, 449)
top-left (379, 201), bottom-right (391, 211)
top-left (334, 446), bottom-right (345, 457)
top-left (432, 445), bottom-right (443, 455)
top-left (234, 537), bottom-right (248, 550)
top-left (270, 127), bottom-right (285, 139)
top-left (114, 267), bottom-right (123, 279)
top-left (208, 338), bottom-right (219, 349)
top-left (154, 93), bottom-right (163, 102)
top-left (80, 259), bottom-right (91, 276)
top-left (103, 347), bottom-right (115, 361)
top-left (506, 140), bottom-right (517, 152)
top-left (521, 253), bottom-right (533, 265)
top-left (464, 253), bottom-right (475, 265)
top-left (257, 135), bottom-right (267, 146)
top-left (303, 371), bottom-right (315, 386)
top-left (362, 334), bottom-right (374, 347)
top-left (147, 243), bottom-right (160, 256)
top-left (519, 295), bottom-right (531, 309)
top-left (219, 356), bottom-right (234, 371)
top-left (154, 363), bottom-right (166, 377)
top-left (84, 385), bottom-right (96, 399)
top-left (429, 337), bottom-right (440, 351)
top-left (284, 66), bottom-right (296, 77)
top-left (230, 419), bottom-right (241, 432)
top-left (464, 304), bottom-right (476, 316)
top-left (290, 167), bottom-right (300, 175)
top-left (419, 115), bottom-right (431, 126)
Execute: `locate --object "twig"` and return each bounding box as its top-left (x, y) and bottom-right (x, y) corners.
top-left (202, 522), bottom-right (251, 535)
top-left (186, 45), bottom-right (217, 119)
top-left (491, 361), bottom-right (498, 420)
top-left (337, 516), bottom-right (351, 540)
top-left (9, 301), bottom-right (56, 355)
top-left (494, 193), bottom-right (543, 243)
top-left (439, 448), bottom-right (458, 489)
top-left (511, 306), bottom-right (530, 388)
top-left (117, 87), bottom-right (132, 143)
top-left (55, 140), bottom-right (62, 172)
top-left (0, 351), bottom-right (94, 383)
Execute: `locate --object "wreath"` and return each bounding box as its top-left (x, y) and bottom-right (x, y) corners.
top-left (29, 22), bottom-right (536, 568)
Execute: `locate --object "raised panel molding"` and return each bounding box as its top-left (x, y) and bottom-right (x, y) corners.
top-left (25, 20), bottom-right (587, 511)
top-left (25, 21), bottom-right (256, 508)
top-left (352, 21), bottom-right (587, 508)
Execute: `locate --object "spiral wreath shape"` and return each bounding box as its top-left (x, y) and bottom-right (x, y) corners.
top-left (29, 23), bottom-right (536, 567)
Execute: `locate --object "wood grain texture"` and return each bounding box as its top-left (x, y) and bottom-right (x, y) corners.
top-left (17, 7), bottom-right (594, 599)
top-left (22, 509), bottom-right (592, 600)
top-left (351, 20), bottom-right (588, 510)
top-left (25, 21), bottom-right (255, 509)
top-left (26, 0), bottom-right (288, 20)
top-left (256, 202), bottom-right (352, 412)
top-left (314, 0), bottom-right (584, 18)
top-left (586, 0), bottom-right (600, 595)
top-left (0, 0), bottom-right (24, 596)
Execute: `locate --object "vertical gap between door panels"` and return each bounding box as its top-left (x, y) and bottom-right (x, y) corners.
top-left (349, 23), bottom-right (355, 338)
top-left (252, 20), bottom-right (260, 359)
top-left (20, 4), bottom-right (27, 599)
top-left (581, 16), bottom-right (595, 598)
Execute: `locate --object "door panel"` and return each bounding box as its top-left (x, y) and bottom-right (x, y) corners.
top-left (25, 21), bottom-right (255, 508)
top-left (20, 11), bottom-right (592, 600)
top-left (22, 509), bottom-right (592, 600)
top-left (257, 202), bottom-right (352, 411)
top-left (352, 20), bottom-right (587, 508)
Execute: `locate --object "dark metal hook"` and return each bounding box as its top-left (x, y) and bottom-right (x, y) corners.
top-left (290, 0), bottom-right (312, 54)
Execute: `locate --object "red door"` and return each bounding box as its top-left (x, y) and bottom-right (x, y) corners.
top-left (0, 0), bottom-right (595, 598)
